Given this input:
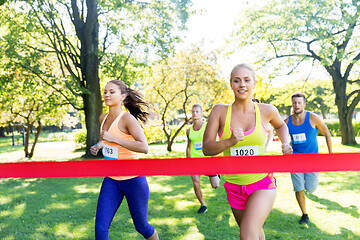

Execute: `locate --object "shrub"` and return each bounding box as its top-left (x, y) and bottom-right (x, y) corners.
top-left (144, 121), bottom-right (188, 144)
top-left (144, 124), bottom-right (166, 144)
top-left (44, 132), bottom-right (74, 141)
top-left (323, 119), bottom-right (360, 137)
top-left (74, 122), bottom-right (188, 149)
top-left (74, 129), bottom-right (87, 150)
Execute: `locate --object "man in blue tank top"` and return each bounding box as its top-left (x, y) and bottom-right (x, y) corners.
top-left (285, 93), bottom-right (332, 226)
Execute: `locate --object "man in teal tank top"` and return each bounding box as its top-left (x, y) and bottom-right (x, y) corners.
top-left (186, 104), bottom-right (220, 213)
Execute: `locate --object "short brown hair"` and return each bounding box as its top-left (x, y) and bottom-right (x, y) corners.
top-left (192, 104), bottom-right (203, 112)
top-left (291, 92), bottom-right (306, 102)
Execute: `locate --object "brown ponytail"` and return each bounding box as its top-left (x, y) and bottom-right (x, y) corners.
top-left (108, 80), bottom-right (149, 124)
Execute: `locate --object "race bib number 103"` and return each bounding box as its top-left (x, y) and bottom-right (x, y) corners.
top-left (102, 144), bottom-right (118, 159)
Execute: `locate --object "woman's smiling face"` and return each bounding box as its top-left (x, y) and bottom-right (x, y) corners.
top-left (230, 66), bottom-right (256, 100)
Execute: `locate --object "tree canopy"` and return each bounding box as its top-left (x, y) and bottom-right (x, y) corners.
top-left (233, 0), bottom-right (360, 144)
top-left (1, 0), bottom-right (192, 154)
top-left (145, 47), bottom-right (226, 151)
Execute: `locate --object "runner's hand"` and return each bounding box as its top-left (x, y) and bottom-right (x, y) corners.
top-left (101, 130), bottom-right (115, 143)
top-left (90, 144), bottom-right (100, 155)
top-left (281, 143), bottom-right (293, 154)
top-left (230, 128), bottom-right (244, 146)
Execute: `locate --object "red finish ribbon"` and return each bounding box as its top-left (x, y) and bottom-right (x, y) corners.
top-left (0, 153), bottom-right (359, 179)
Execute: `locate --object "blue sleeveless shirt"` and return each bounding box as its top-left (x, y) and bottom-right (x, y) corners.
top-left (288, 111), bottom-right (318, 154)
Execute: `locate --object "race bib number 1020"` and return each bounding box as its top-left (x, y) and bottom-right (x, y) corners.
top-left (230, 145), bottom-right (259, 156)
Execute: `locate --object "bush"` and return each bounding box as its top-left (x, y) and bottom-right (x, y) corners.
top-left (74, 129), bottom-right (87, 150)
top-left (324, 119), bottom-right (360, 137)
top-left (144, 124), bottom-right (166, 144)
top-left (43, 132), bottom-right (74, 141)
top-left (74, 123), bottom-right (188, 149)
top-left (143, 122), bottom-right (187, 144)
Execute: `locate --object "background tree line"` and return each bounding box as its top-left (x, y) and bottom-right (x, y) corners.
top-left (1, 0), bottom-right (359, 158)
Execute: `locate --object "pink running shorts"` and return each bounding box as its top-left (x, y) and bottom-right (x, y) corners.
top-left (224, 175), bottom-right (276, 210)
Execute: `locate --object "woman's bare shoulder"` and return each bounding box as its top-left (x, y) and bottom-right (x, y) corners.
top-left (121, 111), bottom-right (137, 123)
top-left (99, 113), bottom-right (107, 122)
top-left (258, 103), bottom-right (278, 114)
top-left (211, 104), bottom-right (229, 113)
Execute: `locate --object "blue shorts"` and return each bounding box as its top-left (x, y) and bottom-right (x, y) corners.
top-left (291, 172), bottom-right (319, 193)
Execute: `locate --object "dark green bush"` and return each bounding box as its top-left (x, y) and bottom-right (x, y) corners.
top-left (323, 120), bottom-right (360, 137)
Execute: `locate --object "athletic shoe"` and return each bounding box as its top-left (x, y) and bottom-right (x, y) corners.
top-left (298, 214), bottom-right (309, 225)
top-left (197, 205), bottom-right (207, 214)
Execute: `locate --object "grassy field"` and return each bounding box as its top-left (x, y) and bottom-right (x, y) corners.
top-left (0, 136), bottom-right (359, 239)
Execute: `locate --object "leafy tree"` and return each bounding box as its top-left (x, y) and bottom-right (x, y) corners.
top-left (234, 0), bottom-right (360, 144)
top-left (145, 47), bottom-right (226, 151)
top-left (266, 79), bottom-right (336, 118)
top-left (0, 65), bottom-right (69, 158)
top-left (1, 0), bottom-right (191, 155)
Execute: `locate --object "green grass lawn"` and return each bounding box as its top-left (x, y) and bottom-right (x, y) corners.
top-left (0, 137), bottom-right (359, 239)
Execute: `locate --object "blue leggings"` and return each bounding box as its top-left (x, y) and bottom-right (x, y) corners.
top-left (95, 177), bottom-right (155, 239)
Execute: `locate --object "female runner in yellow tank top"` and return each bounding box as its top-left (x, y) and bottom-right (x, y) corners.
top-left (203, 64), bottom-right (293, 240)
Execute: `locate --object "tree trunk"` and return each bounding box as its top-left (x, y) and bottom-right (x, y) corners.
top-left (164, 125), bottom-right (172, 152)
top-left (166, 122), bottom-right (187, 152)
top-left (24, 122), bottom-right (31, 157)
top-left (332, 76), bottom-right (357, 145)
top-left (0, 127), bottom-right (5, 137)
top-left (77, 0), bottom-right (102, 156)
top-left (167, 137), bottom-right (173, 152)
top-left (28, 121), bottom-right (42, 158)
top-left (83, 85), bottom-right (102, 156)
top-left (321, 110), bottom-right (326, 119)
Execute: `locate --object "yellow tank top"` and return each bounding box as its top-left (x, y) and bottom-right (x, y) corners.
top-left (220, 103), bottom-right (267, 185)
top-left (101, 111), bottom-right (138, 181)
top-left (189, 122), bottom-right (207, 158)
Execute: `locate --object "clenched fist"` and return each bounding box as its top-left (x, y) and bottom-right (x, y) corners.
top-left (281, 143), bottom-right (293, 155)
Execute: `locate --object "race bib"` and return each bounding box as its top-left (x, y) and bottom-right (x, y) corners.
top-left (194, 142), bottom-right (202, 151)
top-left (102, 144), bottom-right (118, 159)
top-left (292, 133), bottom-right (306, 144)
top-left (230, 145), bottom-right (259, 156)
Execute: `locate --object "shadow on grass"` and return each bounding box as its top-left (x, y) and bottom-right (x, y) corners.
top-left (0, 145), bottom-right (24, 152)
top-left (0, 177), bottom-right (102, 240)
top-left (262, 209), bottom-right (360, 240)
top-left (344, 143), bottom-right (360, 149)
top-left (319, 172), bottom-right (360, 193)
top-left (307, 192), bottom-right (360, 218)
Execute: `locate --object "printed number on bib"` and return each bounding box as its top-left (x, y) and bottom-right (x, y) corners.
top-left (230, 145), bottom-right (259, 156)
top-left (194, 142), bottom-right (202, 151)
top-left (292, 133), bottom-right (306, 144)
top-left (103, 144), bottom-right (118, 159)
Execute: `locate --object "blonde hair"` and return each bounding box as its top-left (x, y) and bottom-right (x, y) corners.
top-left (230, 63), bottom-right (256, 82)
